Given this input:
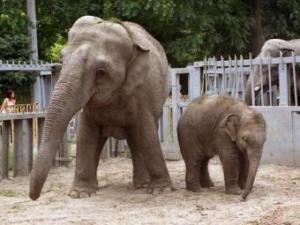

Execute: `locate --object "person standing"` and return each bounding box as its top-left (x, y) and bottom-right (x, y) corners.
top-left (1, 88), bottom-right (16, 113)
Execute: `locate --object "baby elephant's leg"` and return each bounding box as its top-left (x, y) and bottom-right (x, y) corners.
top-left (185, 160), bottom-right (201, 192)
top-left (220, 152), bottom-right (242, 195)
top-left (199, 157), bottom-right (214, 188)
top-left (238, 153), bottom-right (249, 190)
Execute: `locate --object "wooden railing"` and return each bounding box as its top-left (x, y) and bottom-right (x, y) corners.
top-left (0, 103), bottom-right (40, 114)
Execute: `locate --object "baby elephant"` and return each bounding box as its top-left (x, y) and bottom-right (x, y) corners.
top-left (177, 95), bottom-right (266, 200)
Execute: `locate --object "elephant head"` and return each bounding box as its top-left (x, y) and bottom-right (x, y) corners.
top-left (220, 111), bottom-right (266, 200)
top-left (244, 39), bottom-right (297, 105)
top-left (29, 16), bottom-right (150, 200)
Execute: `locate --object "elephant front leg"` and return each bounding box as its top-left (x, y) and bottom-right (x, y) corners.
top-left (220, 151), bottom-right (242, 195)
top-left (128, 116), bottom-right (173, 194)
top-left (238, 153), bottom-right (249, 190)
top-left (69, 112), bottom-right (105, 198)
top-left (127, 138), bottom-right (150, 189)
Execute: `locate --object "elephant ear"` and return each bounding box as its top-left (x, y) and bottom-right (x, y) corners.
top-left (220, 114), bottom-right (241, 141)
top-left (123, 25), bottom-right (150, 95)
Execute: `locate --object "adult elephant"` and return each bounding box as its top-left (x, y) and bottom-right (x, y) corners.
top-left (244, 38), bottom-right (300, 105)
top-left (29, 16), bottom-right (172, 200)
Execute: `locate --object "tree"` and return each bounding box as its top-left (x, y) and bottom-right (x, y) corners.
top-left (36, 0), bottom-right (103, 60)
top-left (262, 0), bottom-right (300, 40)
top-left (0, 0), bottom-right (34, 103)
top-left (249, 0), bottom-right (264, 56)
top-left (103, 0), bottom-right (250, 66)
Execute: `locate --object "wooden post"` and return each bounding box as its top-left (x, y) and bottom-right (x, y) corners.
top-left (0, 121), bottom-right (10, 179)
top-left (171, 69), bottom-right (180, 142)
top-left (55, 131), bottom-right (70, 167)
top-left (101, 139), bottom-right (110, 159)
top-left (13, 119), bottom-right (33, 177)
top-left (188, 66), bottom-right (201, 100)
top-left (279, 63), bottom-right (289, 106)
top-left (162, 104), bottom-right (170, 143)
top-left (37, 117), bottom-right (45, 148)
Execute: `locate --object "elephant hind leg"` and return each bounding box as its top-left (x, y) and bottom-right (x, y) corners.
top-left (238, 153), bottom-right (249, 190)
top-left (199, 157), bottom-right (214, 188)
top-left (127, 114), bottom-right (173, 194)
top-left (126, 137), bottom-right (150, 189)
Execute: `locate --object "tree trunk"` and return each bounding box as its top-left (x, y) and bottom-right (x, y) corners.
top-left (249, 0), bottom-right (264, 57)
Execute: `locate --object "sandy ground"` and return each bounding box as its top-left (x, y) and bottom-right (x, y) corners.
top-left (0, 157), bottom-right (300, 225)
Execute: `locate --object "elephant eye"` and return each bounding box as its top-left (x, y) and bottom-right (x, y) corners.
top-left (96, 69), bottom-right (107, 77)
top-left (242, 135), bottom-right (248, 142)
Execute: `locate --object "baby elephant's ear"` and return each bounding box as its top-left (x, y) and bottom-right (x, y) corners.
top-left (220, 114), bottom-right (241, 141)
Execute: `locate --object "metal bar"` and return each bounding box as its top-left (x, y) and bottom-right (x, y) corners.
top-left (171, 70), bottom-right (179, 142)
top-left (279, 51), bottom-right (289, 106)
top-left (220, 56), bottom-right (225, 95)
top-left (292, 51), bottom-right (298, 106)
top-left (204, 58), bottom-right (208, 94)
top-left (234, 55), bottom-right (239, 98)
top-left (213, 57), bottom-right (217, 95)
top-left (228, 56), bottom-right (234, 97)
top-left (240, 55), bottom-right (245, 101)
top-left (250, 53), bottom-right (255, 106)
top-left (268, 54), bottom-right (272, 106)
top-left (259, 55), bottom-right (264, 106)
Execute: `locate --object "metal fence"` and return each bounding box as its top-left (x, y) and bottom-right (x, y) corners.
top-left (160, 54), bottom-right (300, 143)
top-left (196, 53), bottom-right (300, 106)
top-left (159, 55), bottom-right (300, 166)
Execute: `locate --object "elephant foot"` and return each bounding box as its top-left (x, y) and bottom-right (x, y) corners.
top-left (186, 182), bottom-right (201, 192)
top-left (147, 179), bottom-right (173, 194)
top-left (225, 186), bottom-right (242, 195)
top-left (200, 179), bottom-right (214, 188)
top-left (238, 180), bottom-right (246, 190)
top-left (69, 182), bottom-right (97, 198)
top-left (133, 179), bottom-right (149, 189)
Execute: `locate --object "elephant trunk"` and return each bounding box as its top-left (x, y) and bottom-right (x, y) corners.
top-left (30, 76), bottom-right (83, 200)
top-left (241, 149), bottom-right (262, 200)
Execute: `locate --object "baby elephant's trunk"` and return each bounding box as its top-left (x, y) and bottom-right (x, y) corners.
top-left (241, 150), bottom-right (262, 200)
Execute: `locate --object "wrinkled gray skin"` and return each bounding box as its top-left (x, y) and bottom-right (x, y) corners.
top-left (29, 16), bottom-right (173, 200)
top-left (245, 38), bottom-right (300, 105)
top-left (178, 95), bottom-right (266, 200)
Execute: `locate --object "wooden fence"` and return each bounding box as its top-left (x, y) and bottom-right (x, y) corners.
top-left (0, 113), bottom-right (70, 180)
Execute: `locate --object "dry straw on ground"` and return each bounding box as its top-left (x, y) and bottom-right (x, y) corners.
top-left (0, 158), bottom-right (299, 225)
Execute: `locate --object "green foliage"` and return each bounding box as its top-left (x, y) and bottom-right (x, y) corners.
top-left (1, 0), bottom-right (300, 69)
top-left (0, 0), bottom-right (30, 60)
top-left (45, 35), bottom-right (66, 61)
top-left (263, 0), bottom-right (300, 39)
top-left (37, 0), bottom-right (102, 60)
top-left (0, 0), bottom-right (34, 103)
top-left (102, 0), bottom-right (250, 66)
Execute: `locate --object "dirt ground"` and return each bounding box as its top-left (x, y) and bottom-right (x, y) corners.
top-left (0, 157), bottom-right (300, 225)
